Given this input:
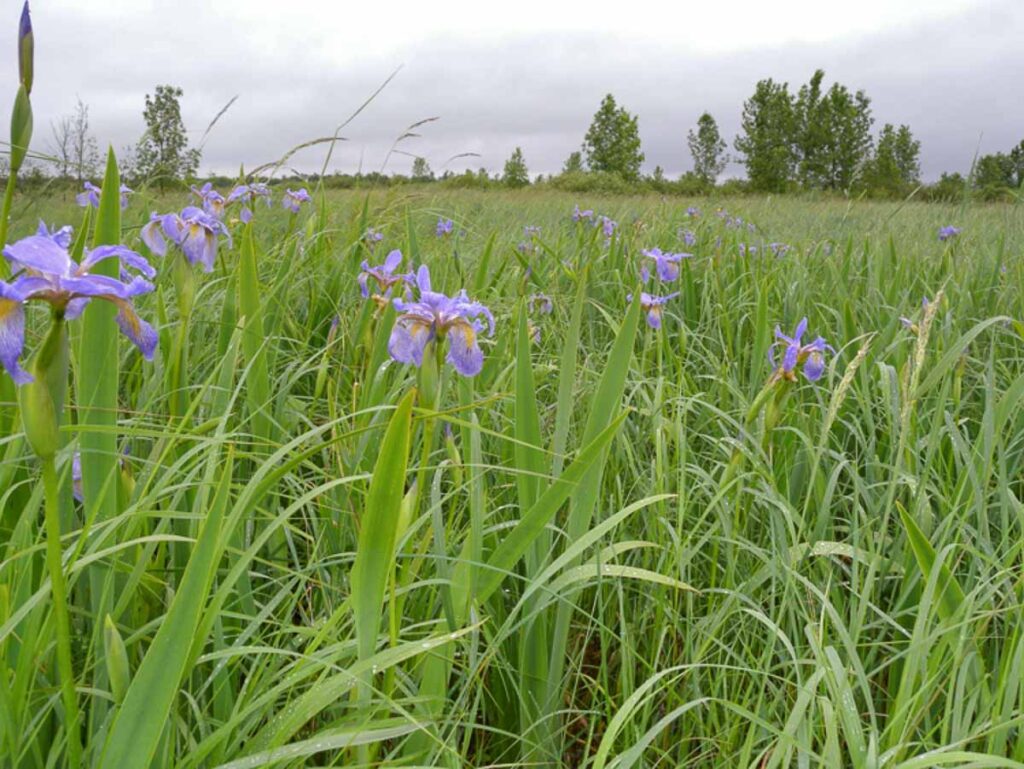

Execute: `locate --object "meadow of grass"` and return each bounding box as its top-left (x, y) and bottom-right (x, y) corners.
top-left (1, 177), bottom-right (1024, 768)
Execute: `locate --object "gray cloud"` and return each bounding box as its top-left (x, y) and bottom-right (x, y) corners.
top-left (7, 0), bottom-right (1023, 181)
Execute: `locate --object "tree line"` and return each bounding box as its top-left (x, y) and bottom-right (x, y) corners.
top-left (384, 71), bottom-right (1023, 201)
top-left (23, 75), bottom-right (1024, 202)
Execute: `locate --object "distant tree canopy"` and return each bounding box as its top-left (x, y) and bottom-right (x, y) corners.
top-left (582, 94), bottom-right (645, 181)
top-left (562, 151), bottom-right (584, 174)
top-left (411, 156), bottom-right (434, 181)
top-left (735, 70), bottom-right (875, 193)
top-left (134, 85), bottom-right (200, 187)
top-left (864, 124), bottom-right (921, 194)
top-left (974, 152), bottom-right (1016, 190)
top-left (734, 78), bottom-right (798, 192)
top-left (687, 112), bottom-right (727, 185)
top-left (502, 147), bottom-right (530, 187)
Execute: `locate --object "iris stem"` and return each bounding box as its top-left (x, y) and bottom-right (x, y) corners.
top-left (0, 171), bottom-right (16, 277)
top-left (42, 455), bottom-right (82, 768)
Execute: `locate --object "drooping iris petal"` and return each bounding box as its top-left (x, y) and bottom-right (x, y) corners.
top-left (114, 302), bottom-right (159, 359)
top-left (358, 271), bottom-right (370, 298)
top-left (645, 306), bottom-right (663, 329)
top-left (446, 320), bottom-right (483, 376)
top-left (140, 214), bottom-right (169, 256)
top-left (656, 259), bottom-right (680, 282)
top-left (803, 350), bottom-right (825, 381)
top-left (0, 281), bottom-right (30, 384)
top-left (388, 316), bottom-right (433, 367)
top-left (65, 298), bottom-right (90, 320)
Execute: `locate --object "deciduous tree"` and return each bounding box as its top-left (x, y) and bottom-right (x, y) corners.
top-left (583, 94), bottom-right (645, 181)
top-left (134, 85), bottom-right (200, 187)
top-left (687, 112), bottom-right (727, 185)
top-left (502, 147), bottom-right (529, 187)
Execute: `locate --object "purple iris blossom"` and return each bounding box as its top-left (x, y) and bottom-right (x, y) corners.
top-left (770, 318), bottom-right (833, 382)
top-left (627, 291), bottom-right (679, 330)
top-left (388, 265), bottom-right (494, 377)
top-left (75, 181), bottom-right (101, 208)
top-left (598, 216), bottom-right (617, 239)
top-left (364, 227), bottom-right (384, 248)
top-left (938, 226), bottom-right (961, 242)
top-left (227, 182), bottom-right (272, 222)
top-left (572, 205), bottom-right (594, 223)
top-left (678, 228), bottom-right (697, 246)
top-left (359, 249), bottom-right (411, 301)
top-left (0, 224), bottom-right (158, 383)
top-left (190, 182), bottom-right (226, 219)
top-left (768, 242), bottom-right (790, 257)
top-left (529, 293), bottom-right (553, 315)
top-left (282, 188), bottom-right (311, 213)
top-left (436, 218), bottom-right (454, 237)
top-left (141, 206), bottom-right (231, 273)
top-left (640, 247), bottom-right (691, 282)
top-left (529, 322), bottom-right (541, 344)
top-left (738, 243), bottom-right (758, 256)
top-left (686, 206), bottom-right (701, 218)
top-left (517, 241), bottom-right (535, 255)
top-left (524, 225), bottom-right (541, 238)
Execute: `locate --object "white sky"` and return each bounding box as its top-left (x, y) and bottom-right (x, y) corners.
top-left (10, 0), bottom-right (1024, 179)
top-left (44, 0), bottom-right (979, 57)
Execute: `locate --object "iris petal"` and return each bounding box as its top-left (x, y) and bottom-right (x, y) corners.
top-left (140, 217), bottom-right (168, 256)
top-left (388, 317), bottom-right (432, 367)
top-left (446, 321), bottom-right (483, 376)
top-left (80, 245), bottom-right (156, 279)
top-left (383, 249), bottom-right (403, 273)
top-left (804, 351), bottom-right (825, 381)
top-left (3, 235), bottom-right (73, 276)
top-left (113, 301), bottom-right (158, 359)
top-left (0, 287), bottom-right (30, 384)
top-left (782, 343), bottom-right (799, 372)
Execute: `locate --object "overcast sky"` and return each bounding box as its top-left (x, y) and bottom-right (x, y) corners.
top-left (9, 0), bottom-right (1023, 181)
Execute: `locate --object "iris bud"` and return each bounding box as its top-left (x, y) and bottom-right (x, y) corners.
top-left (19, 318), bottom-right (67, 460)
top-left (103, 614), bottom-right (130, 704)
top-left (18, 2), bottom-right (32, 95)
top-left (10, 85), bottom-right (32, 173)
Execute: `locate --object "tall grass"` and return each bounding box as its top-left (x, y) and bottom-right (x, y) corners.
top-left (0, 184), bottom-right (1022, 768)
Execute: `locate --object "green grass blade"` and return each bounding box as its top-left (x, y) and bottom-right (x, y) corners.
top-left (98, 446), bottom-right (234, 769)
